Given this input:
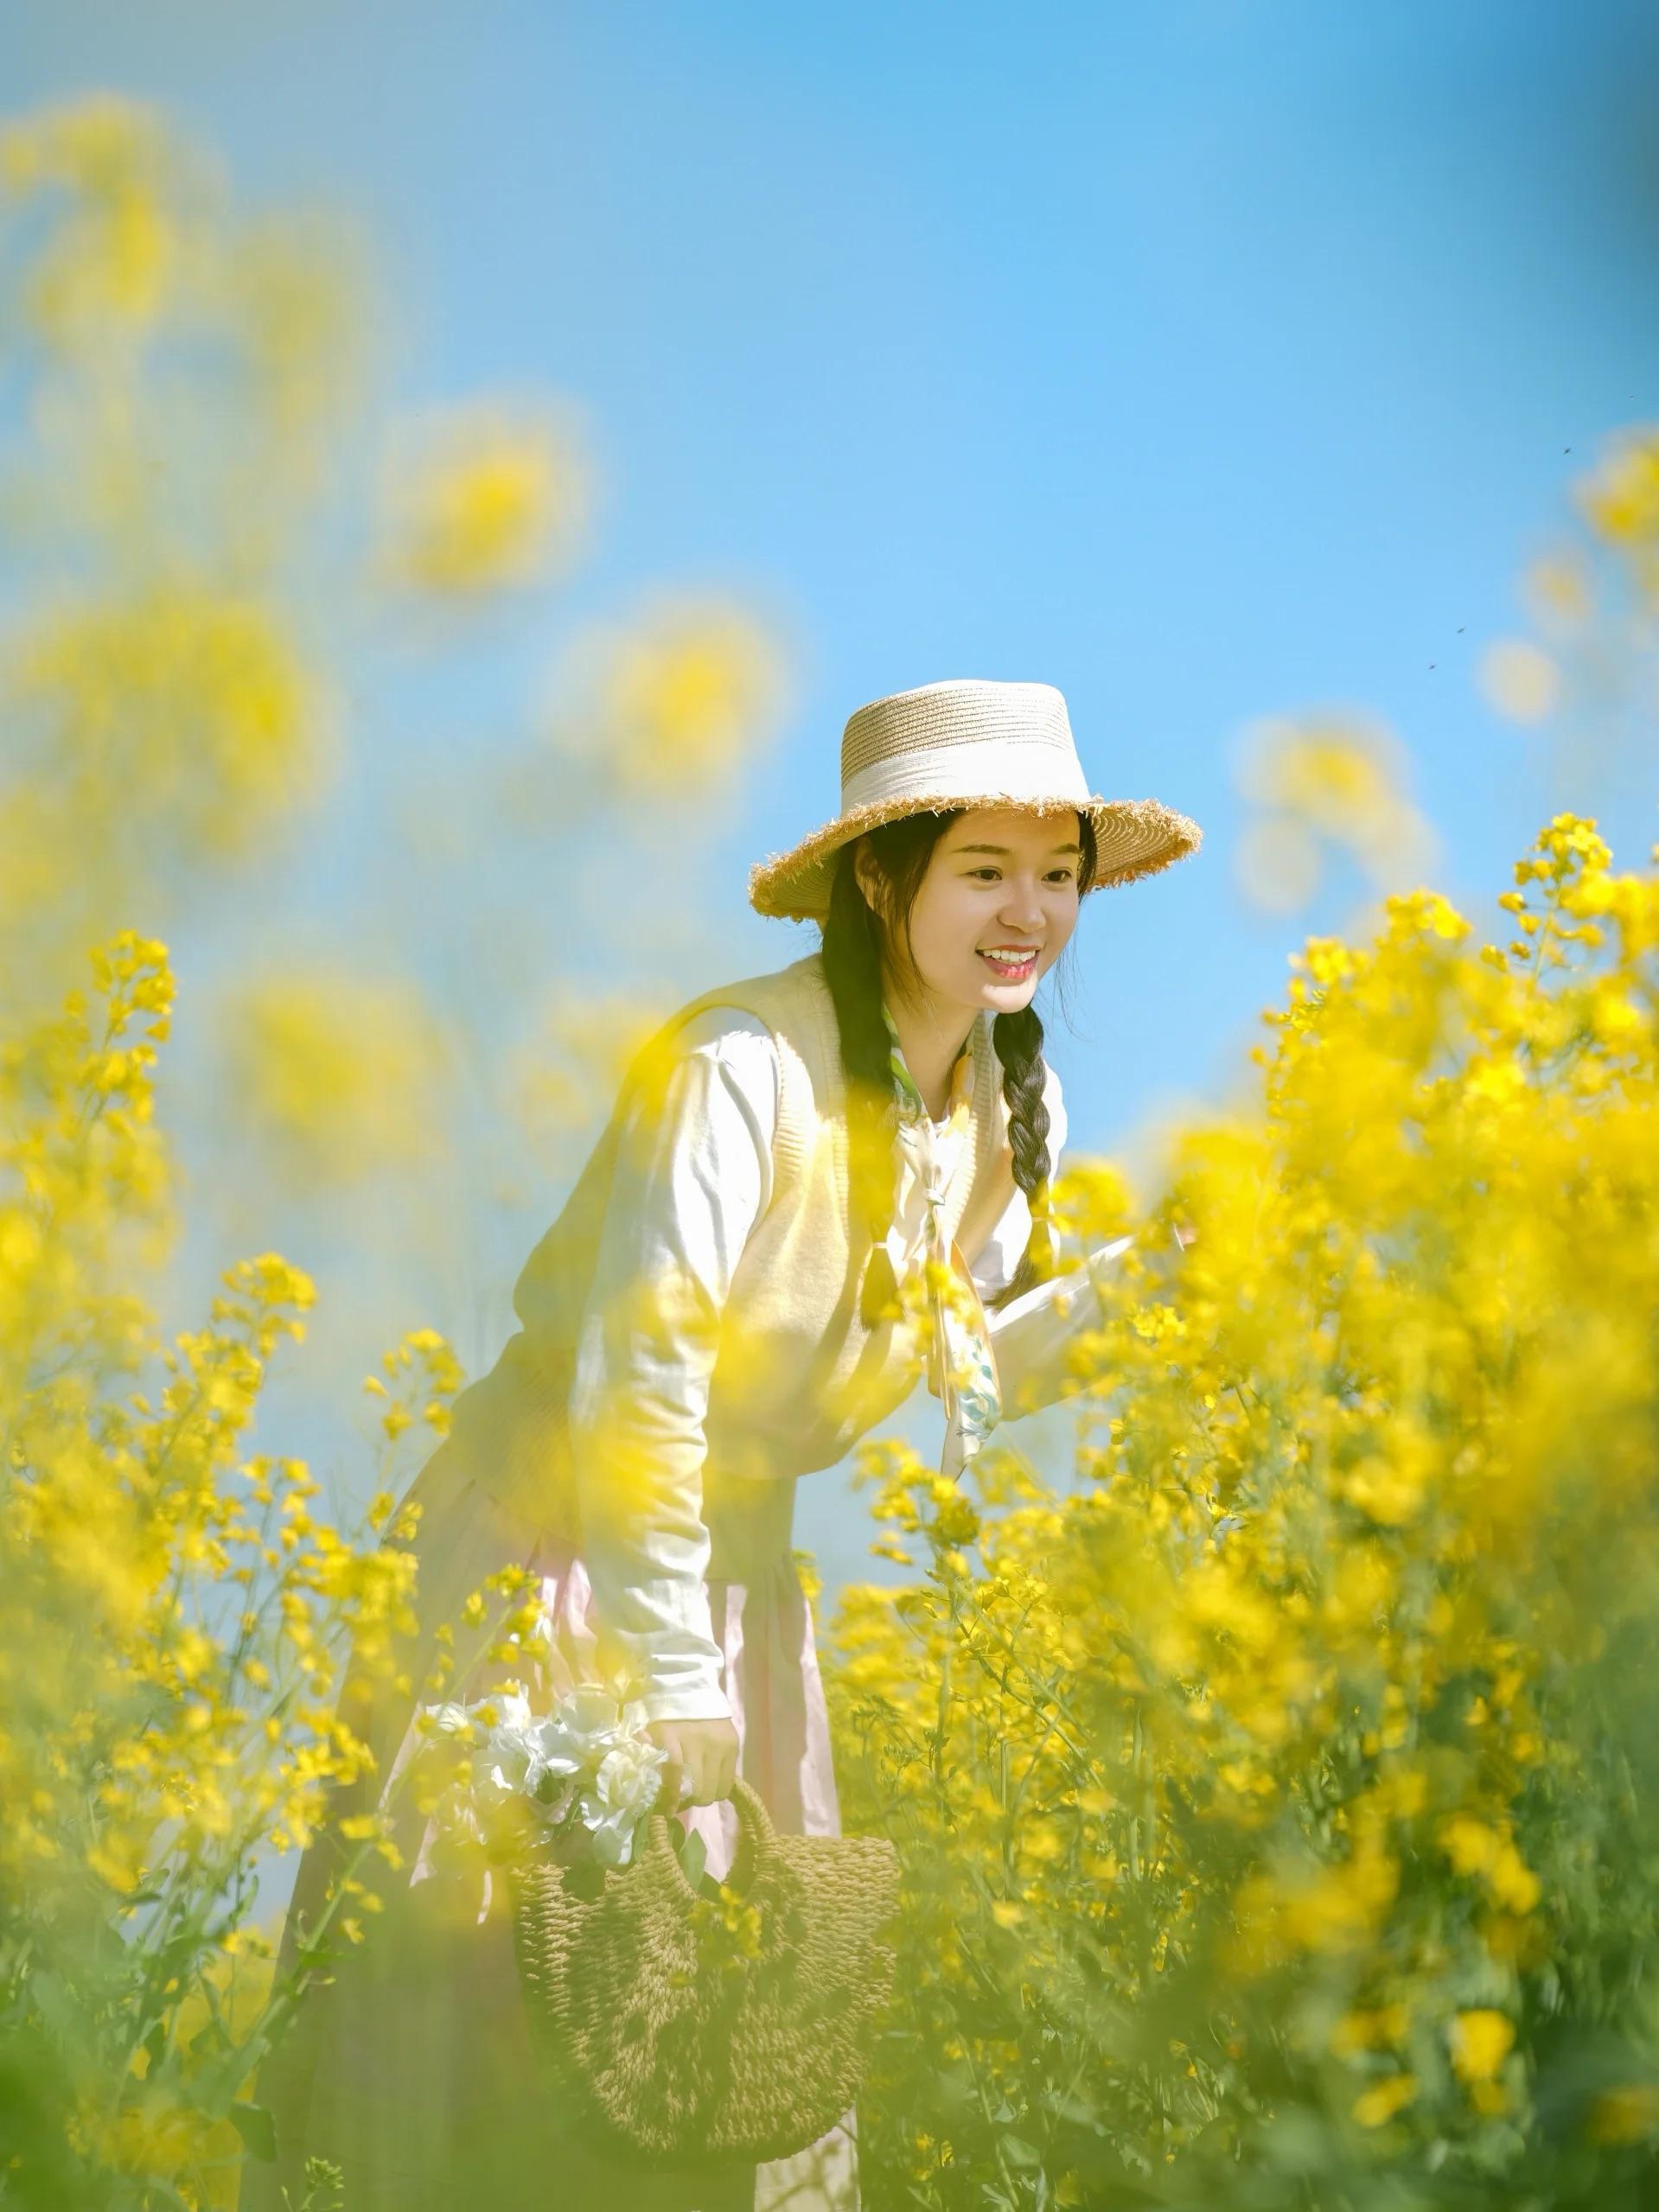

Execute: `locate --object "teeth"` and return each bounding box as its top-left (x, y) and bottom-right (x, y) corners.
top-left (982, 948), bottom-right (1037, 959)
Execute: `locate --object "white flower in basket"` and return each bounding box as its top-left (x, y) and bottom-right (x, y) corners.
top-left (419, 1671), bottom-right (671, 1874)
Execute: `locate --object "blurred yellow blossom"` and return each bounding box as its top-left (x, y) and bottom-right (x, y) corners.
top-left (1449, 2009), bottom-right (1515, 2086)
top-left (1352, 2075), bottom-right (1420, 2129)
top-left (1479, 638), bottom-right (1561, 724)
top-left (1522, 551), bottom-right (1593, 634)
top-left (378, 397), bottom-right (594, 596)
top-left (552, 595), bottom-right (788, 791)
top-left (1231, 711), bottom-right (1439, 915)
top-left (505, 985), bottom-right (671, 1162)
top-left (216, 964), bottom-right (452, 1189)
top-left (7, 583), bottom-right (333, 854)
top-left (1487, 427), bottom-right (1659, 781)
top-left (1587, 2084), bottom-right (1659, 2147)
top-left (0, 94), bottom-right (199, 348)
top-left (1575, 426), bottom-right (1659, 545)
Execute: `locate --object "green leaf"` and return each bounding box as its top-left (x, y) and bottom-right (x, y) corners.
top-left (673, 1828), bottom-right (708, 1892)
top-left (187, 2013), bottom-right (234, 2060)
top-left (230, 2101), bottom-right (278, 2163)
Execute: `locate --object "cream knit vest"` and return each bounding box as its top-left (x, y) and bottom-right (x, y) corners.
top-left (458, 953), bottom-right (1018, 1536)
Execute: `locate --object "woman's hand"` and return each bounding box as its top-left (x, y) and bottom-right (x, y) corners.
top-left (643, 1715), bottom-right (740, 1808)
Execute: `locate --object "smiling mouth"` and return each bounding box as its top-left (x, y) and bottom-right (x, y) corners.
top-left (978, 947), bottom-right (1039, 979)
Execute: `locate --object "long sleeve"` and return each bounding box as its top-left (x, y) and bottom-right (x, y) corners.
top-left (970, 1061), bottom-right (1132, 1420)
top-left (565, 1011), bottom-right (780, 1724)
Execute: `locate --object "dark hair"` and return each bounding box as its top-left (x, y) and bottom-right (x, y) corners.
top-left (818, 807), bottom-right (1098, 1321)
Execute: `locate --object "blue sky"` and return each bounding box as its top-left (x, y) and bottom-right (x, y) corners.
top-left (8, 3), bottom-right (1659, 1606)
top-left (10, 1), bottom-right (1659, 1138)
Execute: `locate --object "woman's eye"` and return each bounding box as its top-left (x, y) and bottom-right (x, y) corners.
top-left (966, 864), bottom-right (1075, 883)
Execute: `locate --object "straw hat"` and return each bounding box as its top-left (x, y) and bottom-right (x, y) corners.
top-left (748, 678), bottom-right (1202, 921)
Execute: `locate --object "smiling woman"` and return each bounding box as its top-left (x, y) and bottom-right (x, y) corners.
top-left (254, 679), bottom-right (1202, 2212)
top-left (822, 803), bottom-right (1091, 1355)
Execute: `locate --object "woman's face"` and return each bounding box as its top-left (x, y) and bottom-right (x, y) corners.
top-left (864, 806), bottom-right (1084, 1033)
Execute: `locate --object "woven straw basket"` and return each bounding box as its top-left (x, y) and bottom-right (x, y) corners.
top-left (511, 1777), bottom-right (902, 2168)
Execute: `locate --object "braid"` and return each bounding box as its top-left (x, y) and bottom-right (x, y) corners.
top-left (989, 1004), bottom-right (1056, 1310)
top-left (820, 848), bottom-right (903, 1323)
top-left (987, 813), bottom-right (1098, 1309)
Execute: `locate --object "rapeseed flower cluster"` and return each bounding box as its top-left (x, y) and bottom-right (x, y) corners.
top-left (0, 932), bottom-right (487, 2209)
top-left (0, 86), bottom-right (785, 2212)
top-left (826, 816), bottom-right (1659, 2209)
top-left (11, 79), bottom-right (1656, 2212)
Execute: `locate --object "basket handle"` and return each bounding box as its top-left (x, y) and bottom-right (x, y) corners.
top-left (645, 1773), bottom-right (778, 1898)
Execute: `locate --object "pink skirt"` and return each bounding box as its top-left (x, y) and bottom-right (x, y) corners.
top-left (249, 1459), bottom-right (860, 2212)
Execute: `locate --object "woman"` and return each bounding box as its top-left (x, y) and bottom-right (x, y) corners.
top-left (252, 679), bottom-right (1201, 2212)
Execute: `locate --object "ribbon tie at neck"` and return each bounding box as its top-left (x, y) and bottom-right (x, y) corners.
top-left (880, 1004), bottom-right (1002, 1480)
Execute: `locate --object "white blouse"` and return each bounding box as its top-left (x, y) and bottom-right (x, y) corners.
top-left (564, 1010), bottom-right (1121, 1722)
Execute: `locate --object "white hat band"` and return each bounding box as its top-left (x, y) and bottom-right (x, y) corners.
top-left (841, 731), bottom-right (1093, 814)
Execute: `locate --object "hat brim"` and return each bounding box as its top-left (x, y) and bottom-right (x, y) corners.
top-left (748, 792), bottom-right (1203, 921)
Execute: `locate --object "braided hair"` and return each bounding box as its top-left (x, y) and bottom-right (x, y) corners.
top-left (818, 808), bottom-right (1097, 1322)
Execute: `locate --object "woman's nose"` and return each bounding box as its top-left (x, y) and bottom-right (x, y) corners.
top-left (999, 883), bottom-right (1046, 930)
